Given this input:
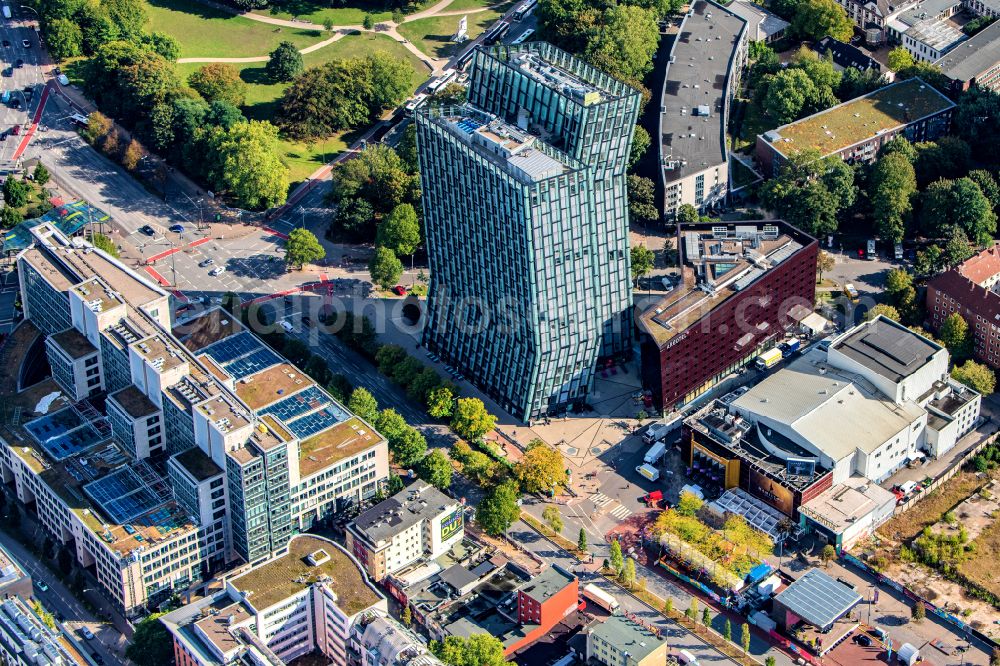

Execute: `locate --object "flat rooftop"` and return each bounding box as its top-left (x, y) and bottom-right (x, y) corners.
top-left (229, 535), bottom-right (382, 613)
top-left (760, 78), bottom-right (955, 158)
top-left (518, 564), bottom-right (575, 603)
top-left (193, 602), bottom-right (252, 656)
top-left (20, 246), bottom-right (76, 292)
top-left (173, 446), bottom-right (223, 482)
top-left (831, 315), bottom-right (940, 383)
top-left (71, 278), bottom-right (126, 317)
top-left (49, 327), bottom-right (97, 360)
top-left (197, 395), bottom-right (251, 434)
top-left (173, 307), bottom-right (244, 353)
top-left (235, 363), bottom-right (314, 410)
top-left (660, 0), bottom-right (746, 184)
top-left (935, 20), bottom-right (1000, 83)
top-left (799, 477), bottom-right (896, 534)
top-left (109, 385), bottom-right (159, 419)
top-left (774, 569), bottom-right (861, 629)
top-left (352, 482), bottom-right (455, 544)
top-left (298, 416), bottom-right (379, 477)
top-left (132, 335), bottom-right (189, 374)
top-left (588, 616), bottom-right (667, 661)
top-left (436, 110), bottom-right (578, 184)
top-left (639, 222), bottom-right (809, 345)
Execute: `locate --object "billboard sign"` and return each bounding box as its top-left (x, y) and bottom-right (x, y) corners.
top-left (440, 508), bottom-right (463, 542)
top-left (786, 457), bottom-right (817, 478)
top-left (749, 469), bottom-right (795, 516)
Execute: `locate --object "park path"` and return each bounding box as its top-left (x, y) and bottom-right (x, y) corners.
top-left (176, 30), bottom-right (349, 63)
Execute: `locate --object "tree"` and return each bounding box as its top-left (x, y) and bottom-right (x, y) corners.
top-left (723, 618), bottom-right (732, 642)
top-left (369, 247), bottom-right (404, 289)
top-left (348, 387), bottom-right (379, 422)
top-left (911, 600), bottom-right (926, 622)
top-left (766, 657), bottom-right (777, 666)
top-left (741, 623), bottom-right (751, 654)
top-left (542, 505), bottom-right (564, 534)
top-left (286, 228), bottom-right (326, 269)
top-left (621, 557), bottom-right (637, 588)
top-left (206, 121), bottom-right (288, 210)
top-left (629, 125), bottom-right (651, 169)
top-left (125, 613), bottom-right (173, 666)
top-left (122, 139), bottom-right (144, 171)
top-left (432, 635), bottom-right (506, 666)
top-left (476, 480), bottom-right (521, 536)
top-left (630, 245), bottom-right (655, 284)
top-left (817, 251), bottom-right (835, 281)
top-left (515, 440), bottom-right (568, 494)
top-left (880, 135), bottom-right (917, 162)
top-left (675, 204), bottom-right (698, 226)
top-left (401, 605), bottom-right (412, 627)
top-left (969, 169), bottom-right (1000, 213)
top-left (944, 227), bottom-right (975, 267)
top-left (189, 63), bottom-right (248, 106)
top-left (888, 46), bottom-right (915, 72)
top-left (838, 66), bottom-right (886, 100)
top-left (915, 244), bottom-right (944, 277)
top-left (331, 198), bottom-right (377, 242)
top-left (377, 204), bottom-right (421, 258)
top-left (821, 543), bottom-right (837, 566)
top-left (431, 82), bottom-right (467, 105)
top-left (952, 360), bottom-right (996, 395)
top-left (951, 178), bottom-right (997, 246)
top-left (939, 312), bottom-right (972, 361)
top-left (330, 145), bottom-right (415, 213)
top-left (418, 449), bottom-right (453, 489)
top-left (0, 207), bottom-right (22, 228)
top-left (885, 268), bottom-right (913, 297)
top-left (792, 0), bottom-right (852, 41)
top-left (584, 5), bottom-right (659, 81)
top-left (955, 86), bottom-right (1000, 164)
top-left (363, 13), bottom-right (375, 29)
top-left (143, 31), bottom-right (180, 60)
top-left (82, 41), bottom-right (180, 128)
top-left (686, 597), bottom-right (699, 620)
top-left (915, 137), bottom-right (971, 186)
top-left (628, 175), bottom-right (658, 223)
top-left (702, 607), bottom-right (712, 628)
top-left (427, 386), bottom-right (455, 418)
top-left (865, 303), bottom-right (901, 322)
top-left (90, 233), bottom-right (119, 258)
top-left (450, 398), bottom-right (496, 441)
top-left (376, 409), bottom-right (408, 442)
top-left (3, 178), bottom-right (27, 208)
top-left (761, 149), bottom-right (856, 236)
top-left (609, 539), bottom-right (625, 575)
top-left (665, 598), bottom-right (674, 615)
top-left (46, 18), bottom-right (83, 59)
top-left (763, 68), bottom-right (816, 124)
top-left (578, 528), bottom-right (587, 553)
top-left (32, 163), bottom-right (50, 186)
top-left (266, 41), bottom-right (303, 82)
top-left (676, 490), bottom-right (703, 516)
top-left (870, 152), bottom-right (917, 244)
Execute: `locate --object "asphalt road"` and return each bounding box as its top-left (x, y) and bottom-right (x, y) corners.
top-left (0, 15), bottom-right (43, 166)
top-left (0, 529), bottom-right (128, 666)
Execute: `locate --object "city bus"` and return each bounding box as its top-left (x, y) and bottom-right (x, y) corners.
top-left (512, 0), bottom-right (537, 20)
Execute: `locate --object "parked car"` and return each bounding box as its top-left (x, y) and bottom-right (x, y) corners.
top-left (11, 124), bottom-right (20, 135)
top-left (80, 627), bottom-right (95, 640)
top-left (139, 225), bottom-right (155, 236)
top-left (209, 266), bottom-right (226, 276)
top-left (33, 580), bottom-right (48, 592)
top-left (392, 285), bottom-right (407, 296)
top-left (279, 320), bottom-right (293, 333)
top-left (92, 653), bottom-right (104, 665)
top-left (854, 634), bottom-right (873, 647)
top-left (169, 224), bottom-right (184, 233)
top-left (198, 258), bottom-right (214, 267)
top-left (57, 74), bottom-right (69, 86)
top-left (20, 39), bottom-right (29, 48)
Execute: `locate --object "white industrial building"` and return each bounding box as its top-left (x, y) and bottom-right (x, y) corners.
top-left (732, 316), bottom-right (980, 485)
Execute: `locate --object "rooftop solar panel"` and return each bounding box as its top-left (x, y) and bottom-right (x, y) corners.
top-left (285, 404), bottom-right (351, 439)
top-left (201, 331), bottom-right (261, 365)
top-left (773, 569), bottom-right (862, 629)
top-left (223, 347), bottom-right (282, 380)
top-left (84, 465), bottom-right (171, 525)
top-left (259, 386), bottom-right (328, 423)
top-left (25, 408), bottom-right (107, 461)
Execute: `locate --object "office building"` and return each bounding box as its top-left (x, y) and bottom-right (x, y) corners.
top-left (163, 535), bottom-right (390, 666)
top-left (638, 221), bottom-right (818, 411)
top-left (358, 615), bottom-right (445, 666)
top-left (0, 214), bottom-right (389, 617)
top-left (934, 20), bottom-right (1000, 91)
top-left (417, 42), bottom-right (641, 422)
top-left (345, 483), bottom-right (464, 581)
top-left (928, 243), bottom-right (1000, 366)
top-left (659, 0), bottom-right (748, 217)
top-left (798, 476), bottom-right (896, 549)
top-left (814, 37), bottom-right (884, 73)
top-left (586, 616), bottom-right (668, 666)
top-left (755, 78), bottom-right (955, 176)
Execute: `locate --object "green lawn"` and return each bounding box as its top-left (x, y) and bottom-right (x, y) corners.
top-left (439, 0), bottom-right (502, 12)
top-left (397, 5), bottom-right (504, 58)
top-left (176, 33), bottom-right (429, 184)
top-left (262, 0), bottom-right (438, 27)
top-left (145, 0), bottom-right (327, 58)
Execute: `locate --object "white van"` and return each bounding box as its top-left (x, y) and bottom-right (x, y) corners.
top-left (1, 7), bottom-right (11, 19)
top-left (677, 650), bottom-right (699, 666)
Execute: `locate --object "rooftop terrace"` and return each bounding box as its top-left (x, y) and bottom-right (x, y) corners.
top-left (173, 307), bottom-right (244, 353)
top-left (761, 78), bottom-right (955, 158)
top-left (49, 327), bottom-right (97, 360)
top-left (229, 535), bottom-right (382, 613)
top-left (174, 446), bottom-right (223, 482)
top-left (235, 363), bottom-right (314, 411)
top-left (298, 417), bottom-right (378, 477)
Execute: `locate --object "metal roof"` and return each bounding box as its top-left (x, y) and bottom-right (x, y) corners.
top-left (831, 315), bottom-right (940, 382)
top-left (773, 569), bottom-right (861, 628)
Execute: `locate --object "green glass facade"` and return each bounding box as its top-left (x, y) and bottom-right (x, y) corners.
top-left (417, 43), bottom-right (640, 421)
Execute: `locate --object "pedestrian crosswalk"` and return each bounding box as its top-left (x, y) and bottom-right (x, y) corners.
top-left (591, 492), bottom-right (613, 507)
top-left (609, 504), bottom-right (633, 520)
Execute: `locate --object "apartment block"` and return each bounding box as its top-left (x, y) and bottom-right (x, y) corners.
top-left (755, 78), bottom-right (955, 176)
top-left (346, 483), bottom-right (463, 581)
top-left (162, 535), bottom-right (392, 666)
top-left (928, 243), bottom-right (1000, 367)
top-left (586, 616), bottom-right (668, 666)
top-left (638, 221), bottom-right (818, 411)
top-left (417, 43), bottom-right (641, 422)
top-left (934, 20), bottom-right (1000, 91)
top-left (660, 0), bottom-right (748, 217)
top-left (0, 213), bottom-right (389, 618)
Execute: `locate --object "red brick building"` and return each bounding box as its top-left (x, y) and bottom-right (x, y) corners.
top-left (927, 243), bottom-right (1000, 368)
top-left (638, 221), bottom-right (818, 412)
top-left (507, 565), bottom-right (579, 655)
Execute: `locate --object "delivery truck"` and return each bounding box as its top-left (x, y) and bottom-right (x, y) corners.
top-left (755, 348), bottom-right (782, 370)
top-left (644, 441), bottom-right (666, 465)
top-left (582, 584), bottom-right (621, 614)
top-left (636, 463), bottom-right (660, 482)
top-left (641, 413), bottom-right (683, 445)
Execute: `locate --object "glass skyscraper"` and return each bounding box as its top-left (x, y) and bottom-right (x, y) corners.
top-left (417, 43), bottom-right (641, 421)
